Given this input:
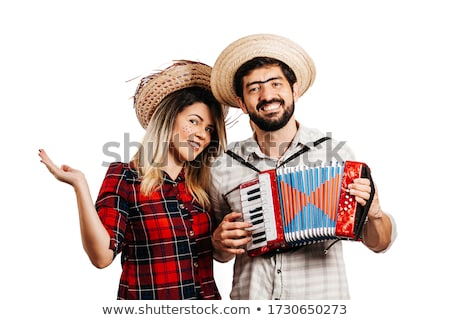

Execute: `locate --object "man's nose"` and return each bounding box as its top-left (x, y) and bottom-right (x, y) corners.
top-left (259, 83), bottom-right (275, 100)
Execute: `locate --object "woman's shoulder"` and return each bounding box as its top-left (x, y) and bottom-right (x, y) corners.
top-left (106, 161), bottom-right (131, 171)
top-left (105, 162), bottom-right (139, 181)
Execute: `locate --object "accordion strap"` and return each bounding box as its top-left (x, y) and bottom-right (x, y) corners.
top-left (225, 136), bottom-right (331, 173)
top-left (354, 170), bottom-right (376, 239)
top-left (277, 136), bottom-right (331, 168)
top-left (225, 150), bottom-right (262, 173)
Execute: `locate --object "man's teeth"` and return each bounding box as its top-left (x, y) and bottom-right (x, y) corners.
top-left (261, 104), bottom-right (280, 111)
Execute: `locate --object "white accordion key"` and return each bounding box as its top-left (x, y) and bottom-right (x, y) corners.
top-left (240, 182), bottom-right (267, 249)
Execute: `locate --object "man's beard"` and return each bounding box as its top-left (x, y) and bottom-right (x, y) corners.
top-left (248, 98), bottom-right (295, 132)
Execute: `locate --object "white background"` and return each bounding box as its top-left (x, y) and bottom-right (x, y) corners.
top-left (1, 0), bottom-right (449, 318)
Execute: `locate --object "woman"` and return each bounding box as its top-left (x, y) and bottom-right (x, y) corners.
top-left (39, 60), bottom-right (227, 300)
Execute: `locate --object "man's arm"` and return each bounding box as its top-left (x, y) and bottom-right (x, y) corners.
top-left (349, 178), bottom-right (395, 252)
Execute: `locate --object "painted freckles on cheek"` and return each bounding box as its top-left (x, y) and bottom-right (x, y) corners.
top-left (183, 125), bottom-right (194, 135)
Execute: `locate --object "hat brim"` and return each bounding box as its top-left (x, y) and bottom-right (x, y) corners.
top-left (134, 60), bottom-right (213, 129)
top-left (211, 34), bottom-right (316, 108)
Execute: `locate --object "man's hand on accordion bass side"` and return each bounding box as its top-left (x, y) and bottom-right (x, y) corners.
top-left (350, 178), bottom-right (393, 252)
top-left (348, 178), bottom-right (382, 219)
top-left (212, 212), bottom-right (252, 258)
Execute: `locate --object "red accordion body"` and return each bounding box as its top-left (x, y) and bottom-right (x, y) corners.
top-left (239, 161), bottom-right (371, 257)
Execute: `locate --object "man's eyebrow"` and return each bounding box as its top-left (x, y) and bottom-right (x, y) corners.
top-left (246, 76), bottom-right (282, 88)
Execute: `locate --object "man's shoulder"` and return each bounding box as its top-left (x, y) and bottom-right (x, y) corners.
top-left (299, 124), bottom-right (327, 141)
top-left (299, 124), bottom-right (355, 160)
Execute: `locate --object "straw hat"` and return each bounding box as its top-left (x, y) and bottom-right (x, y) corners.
top-left (134, 60), bottom-right (213, 129)
top-left (210, 34), bottom-right (316, 108)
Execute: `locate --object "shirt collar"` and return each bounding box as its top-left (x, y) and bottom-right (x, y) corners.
top-left (162, 167), bottom-right (186, 183)
top-left (244, 121), bottom-right (306, 161)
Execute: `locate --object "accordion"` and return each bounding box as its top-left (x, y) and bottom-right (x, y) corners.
top-left (239, 161), bottom-right (373, 257)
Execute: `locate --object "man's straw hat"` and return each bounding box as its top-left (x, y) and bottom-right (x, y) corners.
top-left (210, 34), bottom-right (316, 108)
top-left (134, 60), bottom-right (213, 129)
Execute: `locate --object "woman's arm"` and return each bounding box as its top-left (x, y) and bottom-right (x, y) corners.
top-left (39, 149), bottom-right (113, 268)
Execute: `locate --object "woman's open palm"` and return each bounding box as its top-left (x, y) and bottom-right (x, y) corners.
top-left (38, 149), bottom-right (85, 187)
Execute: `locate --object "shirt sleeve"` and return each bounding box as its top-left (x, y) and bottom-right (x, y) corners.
top-left (95, 162), bottom-right (130, 257)
top-left (209, 165), bottom-right (228, 225)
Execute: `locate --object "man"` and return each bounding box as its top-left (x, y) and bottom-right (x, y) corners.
top-left (209, 34), bottom-right (396, 299)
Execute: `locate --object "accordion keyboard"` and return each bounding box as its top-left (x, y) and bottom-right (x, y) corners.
top-left (240, 172), bottom-right (277, 250)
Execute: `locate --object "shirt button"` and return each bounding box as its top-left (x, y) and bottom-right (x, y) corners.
top-left (277, 269), bottom-right (282, 274)
top-left (173, 183), bottom-right (177, 187)
top-left (179, 204), bottom-right (185, 209)
top-left (189, 230), bottom-right (195, 237)
top-left (193, 262), bottom-right (199, 268)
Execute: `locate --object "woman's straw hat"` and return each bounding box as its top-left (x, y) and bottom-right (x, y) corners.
top-left (134, 60), bottom-right (213, 128)
top-left (210, 34), bottom-right (316, 108)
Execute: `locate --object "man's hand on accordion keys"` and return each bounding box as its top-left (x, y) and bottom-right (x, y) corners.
top-left (212, 212), bottom-right (253, 261)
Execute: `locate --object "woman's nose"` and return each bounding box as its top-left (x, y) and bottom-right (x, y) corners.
top-left (195, 128), bottom-right (207, 140)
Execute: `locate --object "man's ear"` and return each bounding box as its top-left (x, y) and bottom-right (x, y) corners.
top-left (237, 97), bottom-right (248, 114)
top-left (292, 82), bottom-right (300, 101)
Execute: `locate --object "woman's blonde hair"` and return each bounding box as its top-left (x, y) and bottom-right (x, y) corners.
top-left (132, 87), bottom-right (227, 209)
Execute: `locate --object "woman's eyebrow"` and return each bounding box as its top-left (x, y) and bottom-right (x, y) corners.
top-left (188, 113), bottom-right (203, 121)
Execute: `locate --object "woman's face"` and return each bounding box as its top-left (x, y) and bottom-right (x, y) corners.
top-left (169, 102), bottom-right (215, 165)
